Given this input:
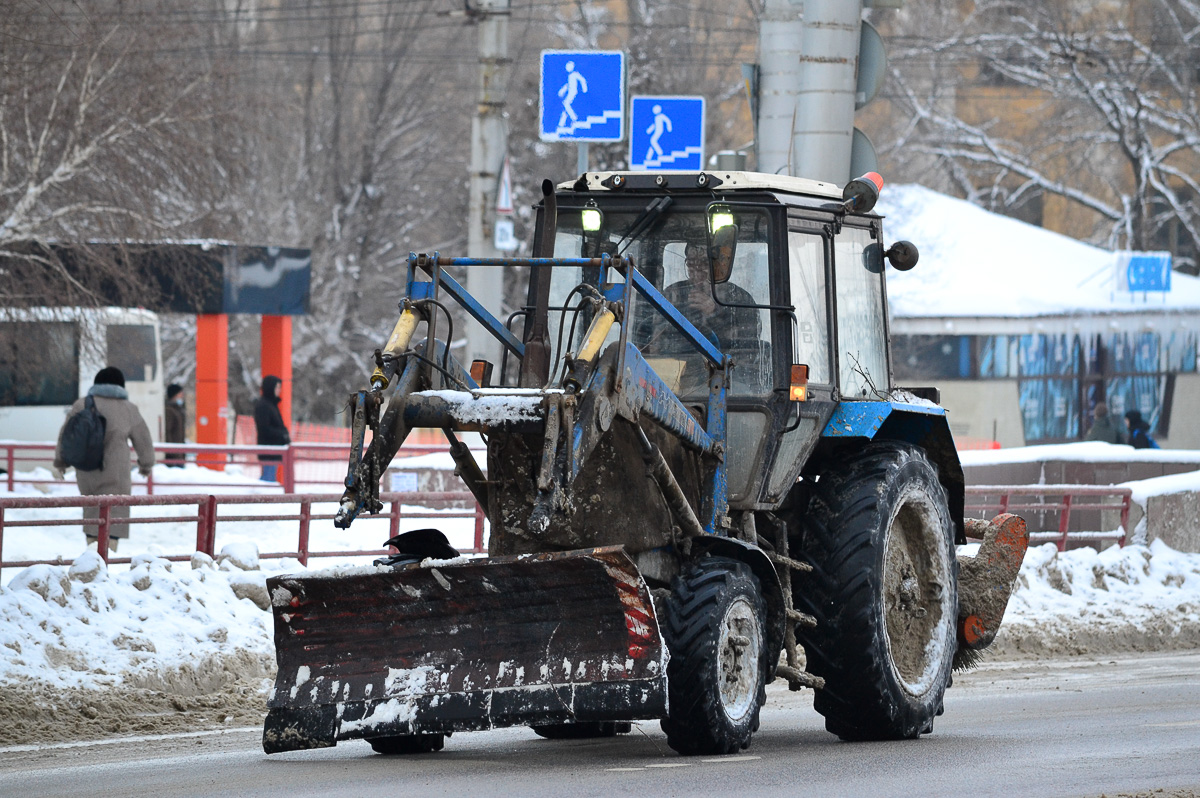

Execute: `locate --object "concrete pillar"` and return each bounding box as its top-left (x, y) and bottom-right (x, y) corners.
top-left (260, 315), bottom-right (293, 431)
top-left (195, 314), bottom-right (228, 470)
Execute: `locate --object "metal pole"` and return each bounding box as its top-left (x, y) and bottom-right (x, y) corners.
top-left (792, 0), bottom-right (862, 184)
top-left (576, 142), bottom-right (589, 175)
top-left (466, 0), bottom-right (511, 367)
top-left (756, 0), bottom-right (804, 176)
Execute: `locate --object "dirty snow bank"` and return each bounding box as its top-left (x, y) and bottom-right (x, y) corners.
top-left (989, 540), bottom-right (1200, 659)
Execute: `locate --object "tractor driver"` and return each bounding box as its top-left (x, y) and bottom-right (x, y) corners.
top-left (654, 240), bottom-right (761, 351)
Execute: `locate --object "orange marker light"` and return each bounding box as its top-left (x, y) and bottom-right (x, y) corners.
top-left (470, 359), bottom-right (494, 388)
top-left (790, 364), bottom-right (809, 402)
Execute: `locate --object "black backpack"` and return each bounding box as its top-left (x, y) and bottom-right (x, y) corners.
top-left (60, 396), bottom-right (107, 471)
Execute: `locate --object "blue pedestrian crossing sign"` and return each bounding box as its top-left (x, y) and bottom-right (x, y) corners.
top-left (540, 51), bottom-right (625, 143)
top-left (630, 96), bottom-right (705, 170)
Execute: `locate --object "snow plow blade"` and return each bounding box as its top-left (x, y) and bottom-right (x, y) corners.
top-left (262, 547), bottom-right (667, 754)
top-left (955, 513), bottom-right (1029, 664)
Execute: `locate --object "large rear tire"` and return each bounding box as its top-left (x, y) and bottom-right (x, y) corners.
top-left (792, 442), bottom-right (957, 741)
top-left (660, 557), bottom-right (768, 755)
top-left (367, 733), bottom-right (445, 755)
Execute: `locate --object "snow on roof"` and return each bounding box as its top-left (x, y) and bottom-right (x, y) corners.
top-left (877, 184), bottom-right (1200, 319)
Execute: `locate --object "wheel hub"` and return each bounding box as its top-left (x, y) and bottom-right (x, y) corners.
top-left (883, 495), bottom-right (951, 695)
top-left (718, 596), bottom-right (762, 722)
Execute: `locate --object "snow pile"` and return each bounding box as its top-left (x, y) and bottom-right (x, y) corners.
top-left (0, 547), bottom-right (274, 692)
top-left (991, 540), bottom-right (1200, 658)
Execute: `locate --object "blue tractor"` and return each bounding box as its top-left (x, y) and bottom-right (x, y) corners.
top-left (263, 171), bottom-right (1029, 757)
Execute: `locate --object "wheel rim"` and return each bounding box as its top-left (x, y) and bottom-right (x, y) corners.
top-left (882, 489), bottom-right (952, 696)
top-left (717, 595), bottom-right (762, 722)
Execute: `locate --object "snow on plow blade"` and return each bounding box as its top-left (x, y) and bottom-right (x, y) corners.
top-left (262, 547), bottom-right (667, 754)
top-left (956, 513), bottom-right (1030, 654)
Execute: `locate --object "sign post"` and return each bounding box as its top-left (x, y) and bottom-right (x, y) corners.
top-left (629, 96), bottom-right (705, 171)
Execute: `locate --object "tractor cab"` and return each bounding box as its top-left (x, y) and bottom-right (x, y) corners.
top-left (533, 170), bottom-right (900, 509)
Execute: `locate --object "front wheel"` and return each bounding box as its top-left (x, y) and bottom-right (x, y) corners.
top-left (660, 557), bottom-right (768, 755)
top-left (792, 442), bottom-right (957, 741)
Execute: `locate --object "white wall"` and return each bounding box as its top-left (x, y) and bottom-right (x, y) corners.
top-left (936, 380), bottom-right (1026, 448)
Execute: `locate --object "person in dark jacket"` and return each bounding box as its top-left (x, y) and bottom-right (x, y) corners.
top-left (164, 383), bottom-right (186, 467)
top-left (53, 367), bottom-right (155, 551)
top-left (1084, 402), bottom-right (1124, 444)
top-left (1124, 410), bottom-right (1159, 449)
top-left (254, 375), bottom-right (290, 482)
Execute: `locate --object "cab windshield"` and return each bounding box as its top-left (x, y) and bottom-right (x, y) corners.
top-left (549, 204), bottom-right (773, 397)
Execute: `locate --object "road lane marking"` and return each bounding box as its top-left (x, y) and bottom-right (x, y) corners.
top-left (701, 755), bottom-right (761, 763)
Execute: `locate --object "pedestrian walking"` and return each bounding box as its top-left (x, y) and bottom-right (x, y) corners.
top-left (254, 375), bottom-right (290, 482)
top-left (1124, 410), bottom-right (1160, 449)
top-left (164, 383), bottom-right (187, 467)
top-left (53, 366), bottom-right (155, 552)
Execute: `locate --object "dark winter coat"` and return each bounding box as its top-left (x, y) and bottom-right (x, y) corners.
top-left (1128, 425), bottom-right (1159, 449)
top-left (254, 376), bottom-right (290, 461)
top-left (164, 399), bottom-right (186, 444)
top-left (1125, 411), bottom-right (1160, 449)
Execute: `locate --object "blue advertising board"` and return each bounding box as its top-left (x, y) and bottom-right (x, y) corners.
top-left (1119, 251), bottom-right (1172, 292)
top-left (629, 96), bottom-right (705, 170)
top-left (540, 51), bottom-right (625, 142)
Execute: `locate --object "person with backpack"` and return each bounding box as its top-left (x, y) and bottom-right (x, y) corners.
top-left (53, 366), bottom-right (156, 552)
top-left (1124, 409), bottom-right (1161, 449)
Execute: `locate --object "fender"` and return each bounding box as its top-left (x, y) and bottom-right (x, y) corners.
top-left (819, 400), bottom-right (966, 544)
top-left (689, 535), bottom-right (786, 682)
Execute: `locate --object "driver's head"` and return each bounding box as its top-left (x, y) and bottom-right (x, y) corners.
top-left (684, 242), bottom-right (707, 278)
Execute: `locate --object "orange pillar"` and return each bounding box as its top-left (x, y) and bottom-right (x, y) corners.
top-left (195, 314), bottom-right (229, 470)
top-left (261, 315), bottom-right (293, 431)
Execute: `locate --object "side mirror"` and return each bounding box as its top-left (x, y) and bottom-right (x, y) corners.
top-left (708, 223), bottom-right (738, 284)
top-left (885, 241), bottom-right (919, 271)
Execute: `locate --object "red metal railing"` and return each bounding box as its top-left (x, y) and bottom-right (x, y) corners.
top-left (1, 440), bottom-right (479, 494)
top-left (0, 491), bottom-right (486, 572)
top-left (965, 484), bottom-right (1133, 551)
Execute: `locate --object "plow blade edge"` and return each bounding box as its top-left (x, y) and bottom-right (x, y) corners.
top-left (956, 513), bottom-right (1030, 654)
top-left (262, 547), bottom-right (667, 753)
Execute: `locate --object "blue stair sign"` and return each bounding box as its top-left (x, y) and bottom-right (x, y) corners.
top-left (540, 51), bottom-right (625, 143)
top-left (629, 96), bottom-right (705, 170)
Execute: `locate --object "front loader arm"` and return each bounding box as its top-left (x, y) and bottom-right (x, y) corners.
top-left (335, 305), bottom-right (426, 529)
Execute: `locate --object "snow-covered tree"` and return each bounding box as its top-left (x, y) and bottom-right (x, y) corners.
top-left (872, 0), bottom-right (1200, 274)
top-left (0, 2), bottom-right (234, 307)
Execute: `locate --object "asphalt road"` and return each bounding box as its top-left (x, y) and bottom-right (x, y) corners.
top-left (3, 651), bottom-right (1199, 798)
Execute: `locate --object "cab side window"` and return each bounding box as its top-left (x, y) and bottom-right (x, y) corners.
top-left (834, 226), bottom-right (888, 397)
top-left (787, 230), bottom-right (830, 385)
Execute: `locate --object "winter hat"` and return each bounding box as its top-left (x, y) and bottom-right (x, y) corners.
top-left (167, 383), bottom-right (184, 400)
top-left (94, 366), bottom-right (126, 388)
